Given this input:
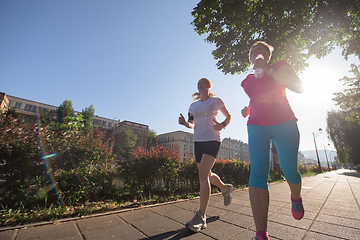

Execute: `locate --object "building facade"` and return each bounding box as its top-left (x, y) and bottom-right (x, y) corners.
top-left (157, 131), bottom-right (249, 163)
top-left (157, 131), bottom-right (194, 163)
top-left (218, 137), bottom-right (250, 162)
top-left (112, 120), bottom-right (148, 149)
top-left (1, 93), bottom-right (148, 148)
top-left (4, 94), bottom-right (120, 129)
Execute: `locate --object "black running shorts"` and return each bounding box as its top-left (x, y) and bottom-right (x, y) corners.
top-left (194, 141), bottom-right (221, 163)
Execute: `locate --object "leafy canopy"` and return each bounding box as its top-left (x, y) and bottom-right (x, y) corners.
top-left (192, 0), bottom-right (360, 74)
top-left (327, 64), bottom-right (360, 166)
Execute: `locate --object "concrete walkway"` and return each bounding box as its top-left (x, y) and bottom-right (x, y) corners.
top-left (0, 169), bottom-right (359, 239)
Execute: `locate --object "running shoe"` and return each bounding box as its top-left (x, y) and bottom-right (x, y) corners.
top-left (185, 210), bottom-right (207, 232)
top-left (251, 236), bottom-right (265, 240)
top-left (291, 195), bottom-right (304, 220)
top-left (222, 184), bottom-right (233, 206)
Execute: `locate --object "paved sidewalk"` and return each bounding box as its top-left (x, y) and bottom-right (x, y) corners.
top-left (1, 169), bottom-right (359, 240)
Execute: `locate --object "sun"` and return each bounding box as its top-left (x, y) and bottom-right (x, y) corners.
top-left (287, 62), bottom-right (344, 107)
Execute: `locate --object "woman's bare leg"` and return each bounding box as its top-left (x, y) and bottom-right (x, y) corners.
top-left (197, 154), bottom-right (216, 217)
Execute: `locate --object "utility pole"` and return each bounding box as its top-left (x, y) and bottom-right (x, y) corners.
top-left (324, 147), bottom-right (331, 171)
top-left (312, 129), bottom-right (322, 173)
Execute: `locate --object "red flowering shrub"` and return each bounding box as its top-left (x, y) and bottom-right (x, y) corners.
top-left (119, 145), bottom-right (180, 197)
top-left (0, 116), bottom-right (43, 207)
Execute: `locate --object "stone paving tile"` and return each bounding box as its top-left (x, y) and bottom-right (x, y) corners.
top-left (16, 222), bottom-right (82, 240)
top-left (303, 231), bottom-right (349, 240)
top-left (315, 213), bottom-right (360, 229)
top-left (268, 212), bottom-right (313, 229)
top-left (211, 197), bottom-right (250, 209)
top-left (304, 232), bottom-right (352, 240)
top-left (76, 214), bottom-right (146, 240)
top-left (140, 229), bottom-right (214, 240)
top-left (250, 220), bottom-right (307, 240)
top-left (171, 199), bottom-right (199, 211)
top-left (149, 204), bottom-right (195, 224)
top-left (310, 220), bottom-right (360, 240)
top-left (0, 229), bottom-right (16, 240)
top-left (228, 228), bottom-right (256, 240)
top-left (229, 205), bottom-right (253, 216)
top-left (120, 209), bottom-right (185, 238)
top-left (319, 206), bottom-right (360, 220)
top-left (201, 218), bottom-right (247, 240)
top-left (217, 211), bottom-right (254, 229)
top-left (202, 205), bottom-right (233, 217)
top-left (268, 200), bottom-right (287, 213)
top-left (275, 204), bottom-right (318, 221)
top-left (76, 214), bottom-right (126, 231)
top-left (82, 224), bottom-right (146, 240)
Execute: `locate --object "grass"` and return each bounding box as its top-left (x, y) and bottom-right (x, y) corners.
top-left (0, 193), bottom-right (199, 228)
top-left (0, 201), bottom-right (141, 227)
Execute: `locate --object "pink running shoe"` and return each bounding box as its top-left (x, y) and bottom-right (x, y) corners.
top-left (251, 235), bottom-right (269, 240)
top-left (291, 195), bottom-right (304, 220)
top-left (252, 231), bottom-right (269, 240)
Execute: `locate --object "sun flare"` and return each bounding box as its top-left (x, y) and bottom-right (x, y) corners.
top-left (288, 62), bottom-right (344, 108)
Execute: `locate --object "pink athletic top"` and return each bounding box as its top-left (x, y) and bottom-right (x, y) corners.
top-left (241, 60), bottom-right (297, 126)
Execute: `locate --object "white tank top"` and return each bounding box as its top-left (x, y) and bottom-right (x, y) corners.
top-left (188, 97), bottom-right (225, 142)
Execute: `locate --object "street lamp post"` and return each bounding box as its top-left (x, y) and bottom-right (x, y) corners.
top-left (313, 128), bottom-right (322, 173)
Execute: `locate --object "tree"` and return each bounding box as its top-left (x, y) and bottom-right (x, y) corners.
top-left (327, 110), bottom-right (360, 167)
top-left (327, 63), bottom-right (360, 167)
top-left (113, 128), bottom-right (138, 160)
top-left (147, 129), bottom-right (158, 149)
top-left (192, 0), bottom-right (360, 74)
top-left (333, 64), bottom-right (360, 124)
top-left (56, 100), bottom-right (74, 124)
top-left (81, 104), bottom-right (95, 133)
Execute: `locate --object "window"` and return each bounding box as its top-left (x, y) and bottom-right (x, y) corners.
top-left (184, 145), bottom-right (186, 150)
top-left (15, 102), bottom-right (22, 109)
top-left (31, 105), bottom-right (37, 112)
top-left (24, 104), bottom-right (36, 112)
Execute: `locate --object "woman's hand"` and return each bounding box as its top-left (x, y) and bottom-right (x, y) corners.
top-left (178, 113), bottom-right (186, 125)
top-left (254, 58), bottom-right (273, 75)
top-left (213, 119), bottom-right (224, 131)
top-left (241, 106), bottom-right (250, 118)
top-left (179, 113), bottom-right (194, 129)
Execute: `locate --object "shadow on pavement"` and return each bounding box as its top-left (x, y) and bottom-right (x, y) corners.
top-left (341, 171), bottom-right (360, 178)
top-left (140, 216), bottom-right (220, 240)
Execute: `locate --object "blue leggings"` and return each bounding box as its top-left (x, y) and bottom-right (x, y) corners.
top-left (247, 120), bottom-right (301, 189)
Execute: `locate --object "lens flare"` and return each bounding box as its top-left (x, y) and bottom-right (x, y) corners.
top-left (35, 107), bottom-right (65, 207)
top-left (35, 104), bottom-right (93, 207)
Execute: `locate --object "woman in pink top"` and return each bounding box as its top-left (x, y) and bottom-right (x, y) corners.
top-left (241, 41), bottom-right (304, 240)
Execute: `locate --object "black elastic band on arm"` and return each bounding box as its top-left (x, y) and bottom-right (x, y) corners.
top-left (188, 113), bottom-right (194, 121)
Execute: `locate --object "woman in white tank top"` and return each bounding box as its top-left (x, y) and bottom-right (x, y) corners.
top-left (178, 78), bottom-right (233, 232)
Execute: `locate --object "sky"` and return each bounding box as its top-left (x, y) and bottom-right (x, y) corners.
top-left (1, 1), bottom-right (359, 152)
